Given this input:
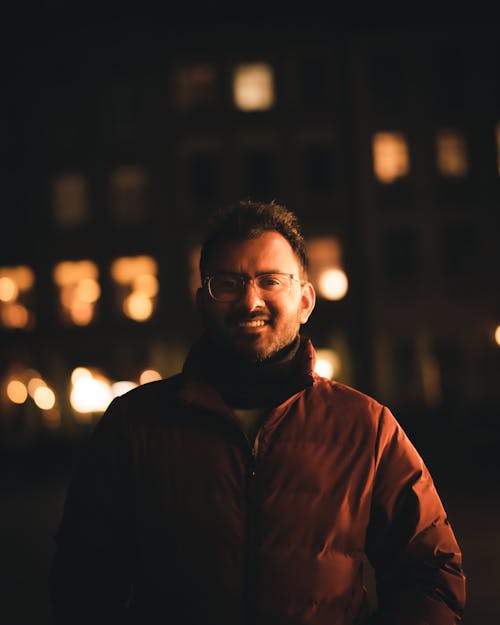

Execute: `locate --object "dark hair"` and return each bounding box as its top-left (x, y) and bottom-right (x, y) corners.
top-left (199, 200), bottom-right (309, 278)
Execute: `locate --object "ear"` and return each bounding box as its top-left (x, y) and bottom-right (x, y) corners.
top-left (299, 282), bottom-right (316, 324)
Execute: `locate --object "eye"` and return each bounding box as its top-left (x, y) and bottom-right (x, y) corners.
top-left (213, 275), bottom-right (240, 290)
top-left (258, 274), bottom-right (285, 288)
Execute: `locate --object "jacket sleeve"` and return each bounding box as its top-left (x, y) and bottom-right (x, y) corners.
top-left (50, 397), bottom-right (135, 625)
top-left (365, 406), bottom-right (466, 625)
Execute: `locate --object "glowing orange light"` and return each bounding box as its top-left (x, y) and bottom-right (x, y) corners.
top-left (111, 256), bottom-right (157, 284)
top-left (133, 274), bottom-right (159, 297)
top-left (314, 349), bottom-right (341, 379)
top-left (139, 369), bottom-right (162, 385)
top-left (317, 268), bottom-right (349, 301)
top-left (6, 380), bottom-right (28, 404)
top-left (0, 277), bottom-right (18, 302)
top-left (53, 260), bottom-right (100, 325)
top-left (233, 63), bottom-right (275, 111)
top-left (494, 325), bottom-right (500, 347)
top-left (2, 304), bottom-right (30, 328)
top-left (124, 292), bottom-right (153, 321)
top-left (27, 377), bottom-right (46, 397)
top-left (33, 386), bottom-right (56, 410)
top-left (436, 129), bottom-right (468, 177)
top-left (75, 278), bottom-right (101, 303)
top-left (372, 132), bottom-right (410, 183)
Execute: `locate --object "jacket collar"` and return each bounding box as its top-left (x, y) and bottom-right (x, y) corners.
top-left (178, 335), bottom-right (316, 415)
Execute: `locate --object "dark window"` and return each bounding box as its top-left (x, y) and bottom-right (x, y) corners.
top-left (382, 229), bottom-right (418, 281)
top-left (393, 338), bottom-right (419, 401)
top-left (431, 46), bottom-right (465, 112)
top-left (176, 64), bottom-right (216, 110)
top-left (375, 178), bottom-right (413, 210)
top-left (187, 154), bottom-right (218, 202)
top-left (244, 151), bottom-right (277, 200)
top-left (369, 49), bottom-right (408, 115)
top-left (435, 177), bottom-right (472, 207)
top-left (432, 338), bottom-right (463, 404)
top-left (300, 58), bottom-right (328, 103)
top-left (440, 223), bottom-right (477, 278)
top-left (304, 146), bottom-right (334, 192)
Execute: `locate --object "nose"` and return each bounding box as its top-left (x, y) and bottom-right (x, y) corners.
top-left (237, 279), bottom-right (266, 310)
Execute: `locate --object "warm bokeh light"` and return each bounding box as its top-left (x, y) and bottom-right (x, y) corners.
top-left (139, 369), bottom-right (162, 385)
top-left (0, 276), bottom-right (18, 302)
top-left (111, 256), bottom-right (158, 322)
top-left (0, 266), bottom-right (35, 329)
top-left (233, 63), bottom-right (275, 111)
top-left (1, 304), bottom-right (30, 328)
top-left (27, 377), bottom-right (46, 397)
top-left (494, 325), bottom-right (500, 347)
top-left (123, 292), bottom-right (153, 321)
top-left (436, 129), bottom-right (468, 177)
top-left (53, 260), bottom-right (100, 325)
top-left (317, 268), bottom-right (349, 301)
top-left (111, 381), bottom-right (137, 397)
top-left (70, 373), bottom-right (112, 414)
top-left (75, 277), bottom-right (101, 303)
top-left (71, 367), bottom-right (92, 384)
top-left (111, 256), bottom-right (157, 284)
top-left (6, 379), bottom-right (28, 404)
top-left (314, 349), bottom-right (341, 380)
top-left (372, 131), bottom-right (410, 183)
top-left (33, 385), bottom-right (56, 410)
top-left (133, 274), bottom-right (159, 297)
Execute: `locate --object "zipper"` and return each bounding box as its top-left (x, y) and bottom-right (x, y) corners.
top-left (243, 427), bottom-right (262, 625)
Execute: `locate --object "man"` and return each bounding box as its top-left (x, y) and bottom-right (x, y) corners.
top-left (50, 200), bottom-right (466, 624)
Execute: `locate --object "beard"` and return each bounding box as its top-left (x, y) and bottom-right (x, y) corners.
top-left (201, 308), bottom-right (301, 364)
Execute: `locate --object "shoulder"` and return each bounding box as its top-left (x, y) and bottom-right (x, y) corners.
top-left (99, 373), bottom-right (185, 428)
top-left (309, 375), bottom-right (384, 416)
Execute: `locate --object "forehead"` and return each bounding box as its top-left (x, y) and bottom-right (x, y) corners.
top-left (207, 231), bottom-right (301, 274)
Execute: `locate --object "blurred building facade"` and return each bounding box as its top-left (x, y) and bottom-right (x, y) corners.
top-left (2, 19), bottom-right (500, 449)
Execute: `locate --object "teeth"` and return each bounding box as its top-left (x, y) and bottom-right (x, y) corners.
top-left (238, 320), bottom-right (266, 327)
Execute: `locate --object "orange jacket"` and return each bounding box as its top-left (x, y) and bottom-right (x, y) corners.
top-left (51, 338), bottom-right (465, 624)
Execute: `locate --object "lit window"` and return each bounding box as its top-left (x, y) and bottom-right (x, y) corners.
top-left (52, 173), bottom-right (88, 228)
top-left (307, 238), bottom-right (348, 301)
top-left (233, 63), bottom-right (275, 112)
top-left (53, 260), bottom-right (100, 326)
top-left (110, 256), bottom-right (158, 322)
top-left (110, 166), bottom-right (148, 222)
top-left (436, 129), bottom-right (468, 177)
top-left (372, 132), bottom-right (410, 183)
top-left (176, 64), bottom-right (216, 110)
top-left (0, 266), bottom-right (35, 329)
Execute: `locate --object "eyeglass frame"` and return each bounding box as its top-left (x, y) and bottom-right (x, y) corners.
top-left (203, 271), bottom-right (304, 302)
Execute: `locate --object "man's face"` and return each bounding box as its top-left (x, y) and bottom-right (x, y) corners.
top-left (197, 231), bottom-right (315, 362)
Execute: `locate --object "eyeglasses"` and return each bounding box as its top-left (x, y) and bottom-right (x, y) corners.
top-left (204, 272), bottom-right (301, 302)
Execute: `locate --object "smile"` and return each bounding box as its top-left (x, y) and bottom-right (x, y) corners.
top-left (237, 319), bottom-right (267, 328)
